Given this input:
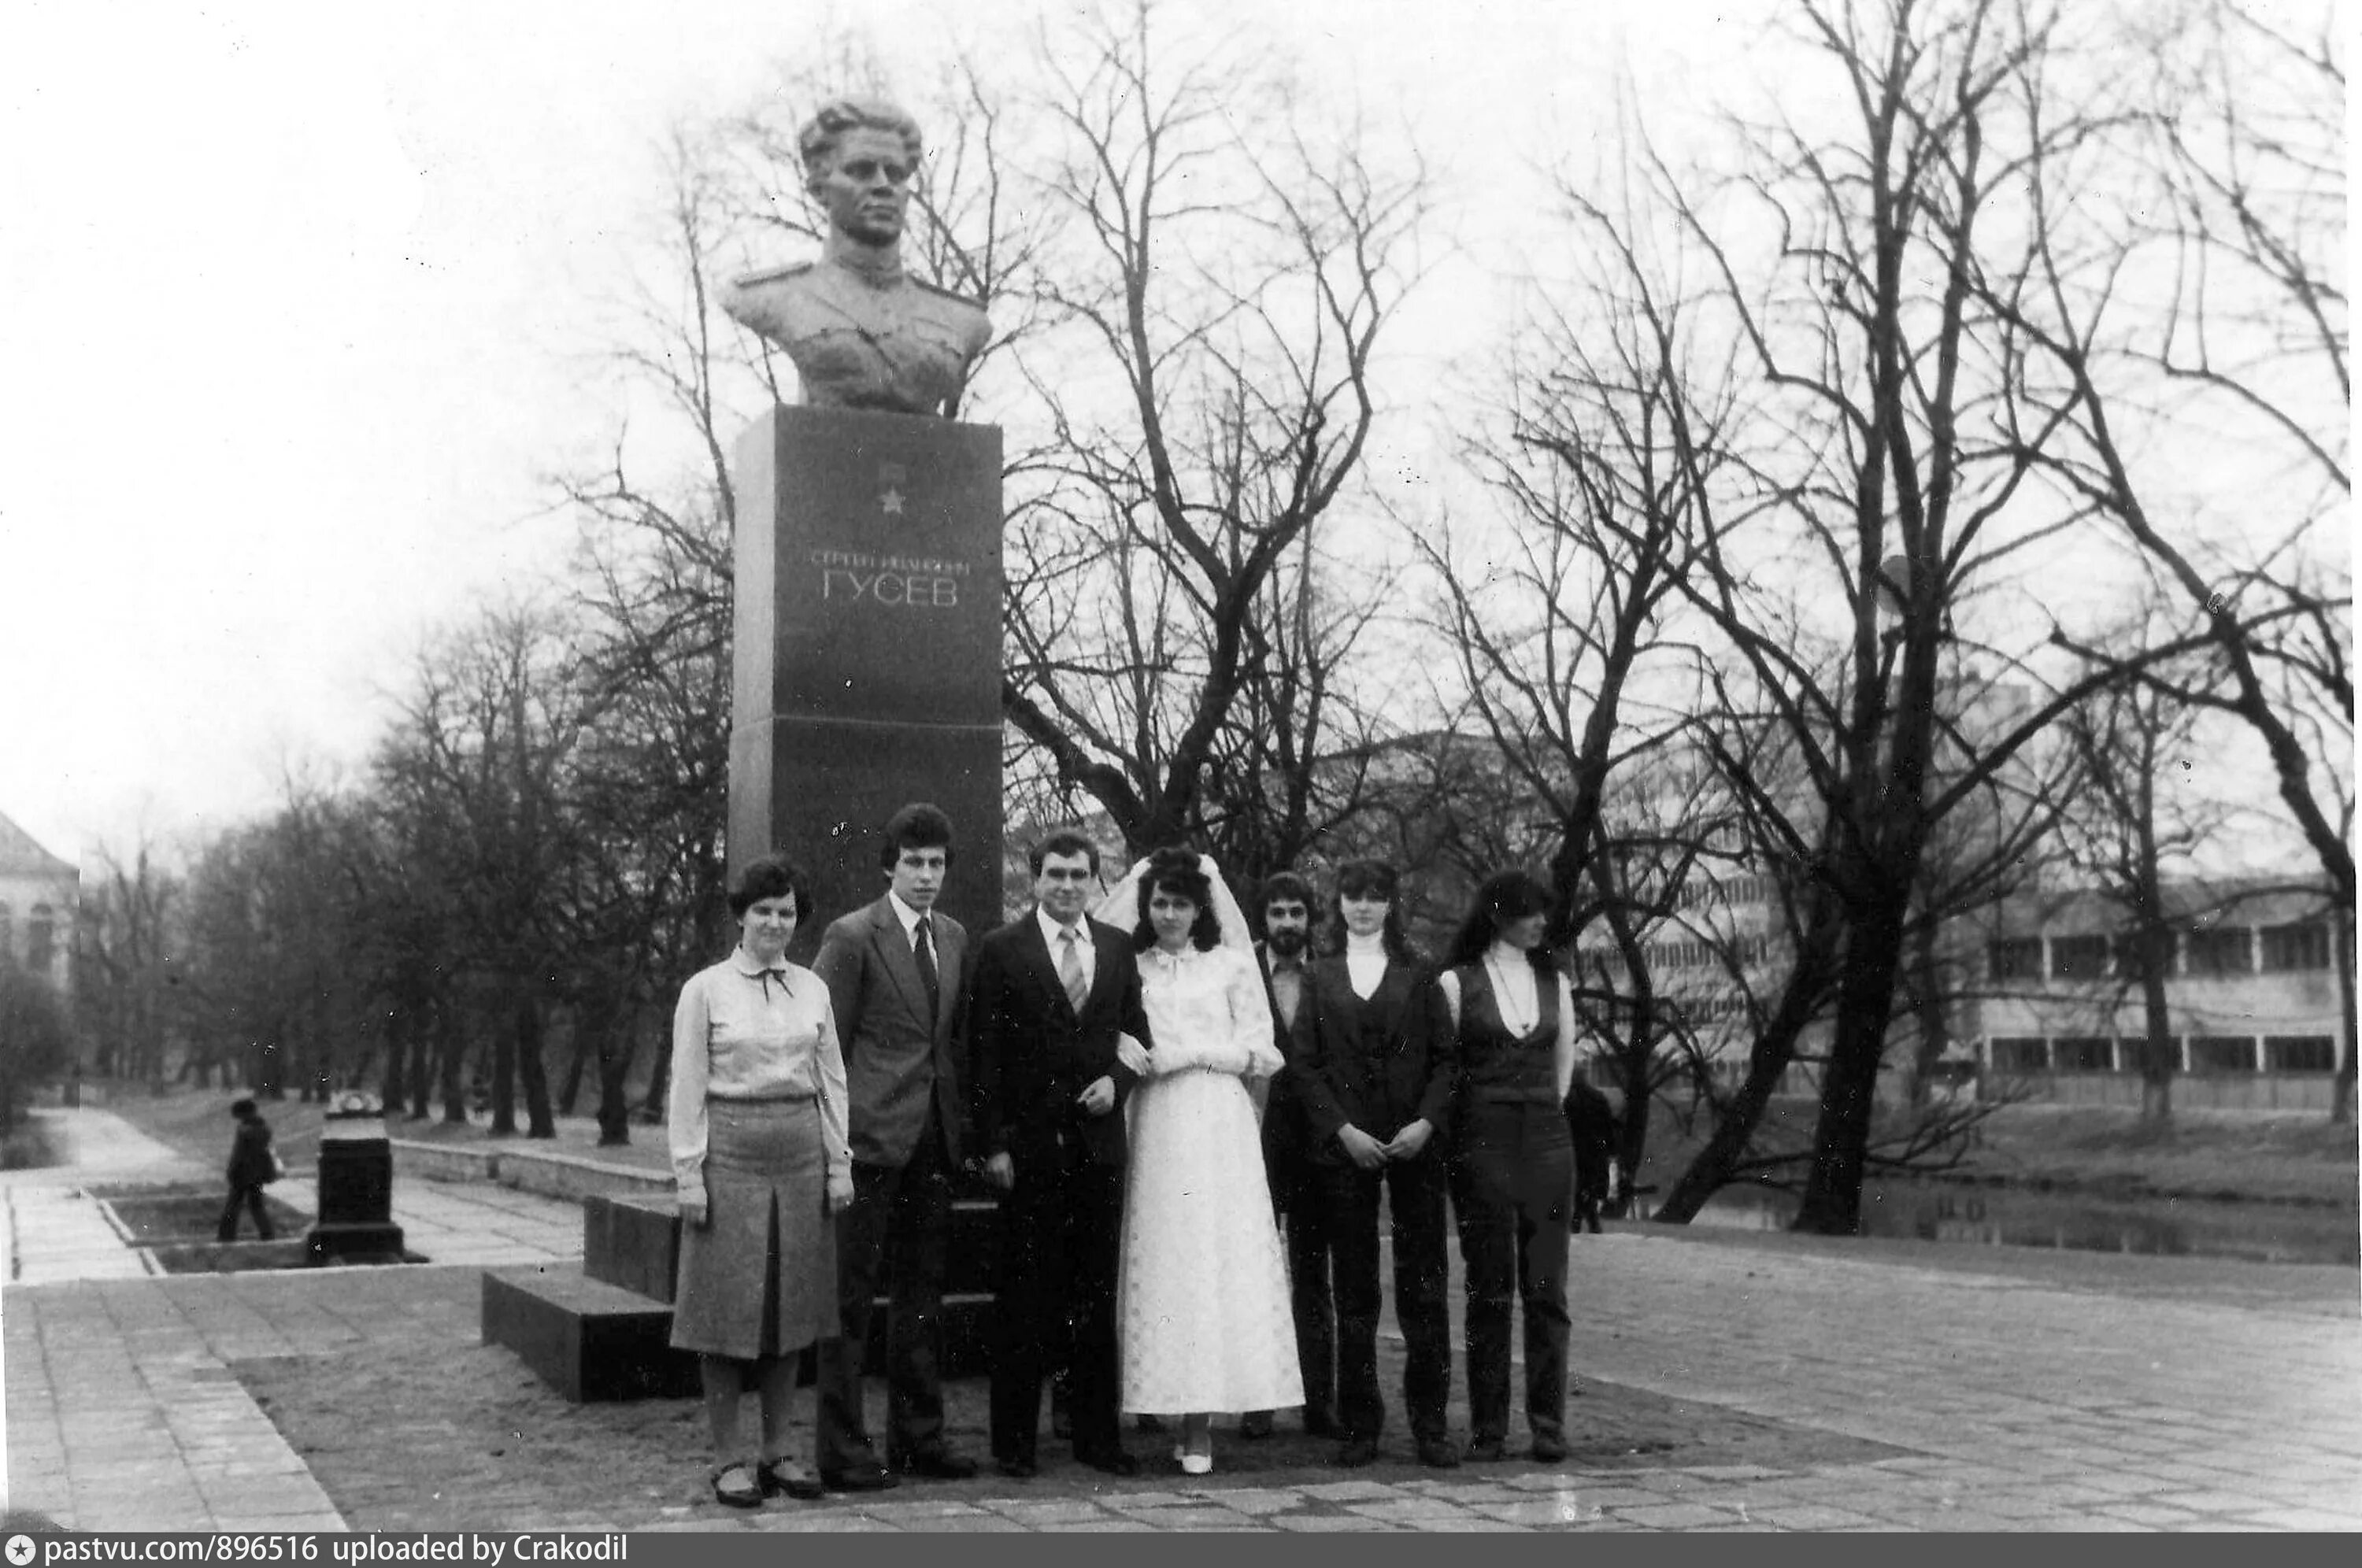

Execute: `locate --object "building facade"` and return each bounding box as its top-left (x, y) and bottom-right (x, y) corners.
top-left (0, 811), bottom-right (78, 995)
top-left (1973, 878), bottom-right (2349, 1112)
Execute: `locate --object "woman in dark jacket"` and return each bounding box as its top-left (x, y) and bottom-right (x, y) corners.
top-left (1290, 860), bottom-right (1461, 1470)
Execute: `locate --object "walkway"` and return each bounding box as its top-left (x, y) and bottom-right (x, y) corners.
top-left (2, 1110), bottom-right (2357, 1531)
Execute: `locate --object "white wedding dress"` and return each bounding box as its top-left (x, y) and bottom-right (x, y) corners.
top-left (1116, 942), bottom-right (1305, 1415)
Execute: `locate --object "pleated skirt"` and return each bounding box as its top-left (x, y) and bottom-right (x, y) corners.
top-left (669, 1097), bottom-right (836, 1360)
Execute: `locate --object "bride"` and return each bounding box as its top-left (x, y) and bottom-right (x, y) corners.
top-left (1097, 846), bottom-right (1303, 1474)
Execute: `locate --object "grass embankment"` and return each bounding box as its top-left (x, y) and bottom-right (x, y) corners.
top-left (1623, 1096), bottom-right (2357, 1208)
top-left (91, 1082), bottom-right (2361, 1207)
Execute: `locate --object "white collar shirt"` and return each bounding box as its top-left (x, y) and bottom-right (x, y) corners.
top-left (1036, 906), bottom-right (1096, 997)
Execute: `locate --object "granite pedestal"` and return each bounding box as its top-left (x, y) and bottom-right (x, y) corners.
top-left (727, 404), bottom-right (1005, 951)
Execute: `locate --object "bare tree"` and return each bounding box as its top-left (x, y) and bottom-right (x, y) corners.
top-left (2051, 610), bottom-right (2236, 1123)
top-left (1986, 0), bottom-right (2352, 1110)
top-left (994, 0), bottom-right (1431, 874)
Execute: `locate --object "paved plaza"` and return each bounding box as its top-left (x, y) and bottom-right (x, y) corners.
top-left (3, 1108), bottom-right (2356, 1532)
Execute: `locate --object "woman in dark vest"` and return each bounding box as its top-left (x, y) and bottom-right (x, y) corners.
top-left (1438, 870), bottom-right (1583, 1463)
top-left (1289, 859), bottom-right (1461, 1469)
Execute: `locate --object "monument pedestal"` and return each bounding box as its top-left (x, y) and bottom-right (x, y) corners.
top-left (729, 405), bottom-right (1005, 946)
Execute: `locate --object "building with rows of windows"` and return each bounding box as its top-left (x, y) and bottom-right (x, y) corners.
top-left (0, 810), bottom-right (78, 996)
top-left (1973, 877), bottom-right (2349, 1112)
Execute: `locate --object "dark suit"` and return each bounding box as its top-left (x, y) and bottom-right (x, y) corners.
top-left (1292, 954), bottom-right (1460, 1444)
top-left (968, 912), bottom-right (1149, 1466)
top-left (811, 895), bottom-right (969, 1474)
top-left (1257, 948), bottom-right (1335, 1430)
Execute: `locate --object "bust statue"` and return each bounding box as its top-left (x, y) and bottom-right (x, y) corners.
top-left (724, 98), bottom-right (993, 418)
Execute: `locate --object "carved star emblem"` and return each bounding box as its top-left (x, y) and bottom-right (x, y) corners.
top-left (880, 486), bottom-right (906, 516)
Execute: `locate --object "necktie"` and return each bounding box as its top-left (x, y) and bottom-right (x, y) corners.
top-left (1058, 927), bottom-right (1088, 1011)
top-left (756, 967), bottom-right (787, 1000)
top-left (913, 915), bottom-right (942, 1019)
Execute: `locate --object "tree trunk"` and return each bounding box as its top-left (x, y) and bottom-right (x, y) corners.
top-left (1654, 900), bottom-right (1842, 1222)
top-left (557, 1003), bottom-right (591, 1117)
top-left (2333, 905), bottom-right (2356, 1126)
top-left (1903, 915), bottom-right (1949, 1108)
top-left (2133, 918), bottom-right (2177, 1127)
top-left (489, 992), bottom-right (518, 1135)
top-left (1793, 910), bottom-right (1909, 1236)
top-left (640, 1030), bottom-right (673, 1124)
top-left (435, 997), bottom-right (468, 1124)
top-left (596, 1002), bottom-right (639, 1148)
top-left (515, 986), bottom-right (557, 1138)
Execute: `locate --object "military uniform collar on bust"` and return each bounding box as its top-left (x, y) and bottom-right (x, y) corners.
top-left (822, 231), bottom-right (905, 286)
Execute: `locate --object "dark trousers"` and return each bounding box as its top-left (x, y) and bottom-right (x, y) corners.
top-left (1451, 1100), bottom-right (1572, 1443)
top-left (217, 1184), bottom-right (272, 1241)
top-left (1310, 1151), bottom-right (1451, 1442)
top-left (990, 1153), bottom-right (1125, 1463)
top-left (816, 1122), bottom-right (954, 1472)
top-left (1276, 1161), bottom-right (1336, 1426)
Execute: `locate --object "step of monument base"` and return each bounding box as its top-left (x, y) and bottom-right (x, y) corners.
top-left (482, 1264), bottom-right (702, 1402)
top-left (483, 1263), bottom-right (994, 1402)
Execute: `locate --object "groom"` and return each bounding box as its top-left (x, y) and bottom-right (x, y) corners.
top-left (967, 828), bottom-right (1150, 1479)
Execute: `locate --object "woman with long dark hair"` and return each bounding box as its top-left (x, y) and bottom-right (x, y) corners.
top-left (1437, 869), bottom-right (1583, 1464)
top-left (1289, 859), bottom-right (1461, 1468)
top-left (667, 855), bottom-right (853, 1508)
top-left (1101, 847), bottom-right (1301, 1475)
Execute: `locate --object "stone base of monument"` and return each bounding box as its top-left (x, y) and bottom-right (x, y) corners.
top-left (483, 1190), bottom-right (998, 1403)
top-left (305, 1221), bottom-right (407, 1267)
top-left (481, 1264), bottom-right (702, 1403)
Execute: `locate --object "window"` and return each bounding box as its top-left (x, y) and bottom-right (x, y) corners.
top-left (2185, 926), bottom-right (2253, 977)
top-left (2260, 922), bottom-right (2331, 973)
top-left (2053, 1037), bottom-right (2113, 1072)
top-left (1988, 938), bottom-right (2044, 982)
top-left (2264, 1036), bottom-right (2337, 1074)
top-left (1989, 1037), bottom-right (2049, 1073)
top-left (2188, 1036), bottom-right (2257, 1074)
top-left (25, 906), bottom-right (54, 975)
top-left (2050, 934), bottom-right (2109, 981)
top-left (2116, 1036), bottom-right (2180, 1074)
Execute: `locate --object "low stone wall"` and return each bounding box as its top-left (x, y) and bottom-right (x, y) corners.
top-left (388, 1141), bottom-right (499, 1185)
top-left (388, 1140), bottom-right (668, 1200)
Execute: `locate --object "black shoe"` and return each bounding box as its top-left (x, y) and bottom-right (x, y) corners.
top-left (1334, 1437), bottom-right (1380, 1468)
top-left (1530, 1432), bottom-right (1568, 1463)
top-left (1463, 1437), bottom-right (1507, 1463)
top-left (1301, 1407), bottom-right (1337, 1439)
top-left (1238, 1411), bottom-right (1274, 1439)
top-left (820, 1458), bottom-right (899, 1492)
top-left (1076, 1447), bottom-right (1141, 1477)
top-left (709, 1461), bottom-right (763, 1509)
top-left (758, 1456), bottom-right (825, 1500)
top-left (1416, 1437), bottom-right (1461, 1469)
top-left (894, 1448), bottom-right (979, 1481)
top-left (996, 1455), bottom-right (1038, 1481)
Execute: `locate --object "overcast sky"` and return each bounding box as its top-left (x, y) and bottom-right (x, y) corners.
top-left (0, 0), bottom-right (2336, 871)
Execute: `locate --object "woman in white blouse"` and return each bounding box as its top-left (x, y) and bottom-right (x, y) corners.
top-left (668, 855), bottom-right (853, 1509)
top-left (1102, 848), bottom-right (1301, 1474)
top-left (1435, 869), bottom-right (1581, 1466)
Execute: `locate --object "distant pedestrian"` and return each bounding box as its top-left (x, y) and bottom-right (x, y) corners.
top-left (668, 854), bottom-right (853, 1509)
top-left (217, 1099), bottom-right (277, 1242)
top-left (1564, 1079), bottom-right (1619, 1234)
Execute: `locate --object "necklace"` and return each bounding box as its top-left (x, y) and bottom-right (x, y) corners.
top-left (1484, 950), bottom-right (1537, 1034)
